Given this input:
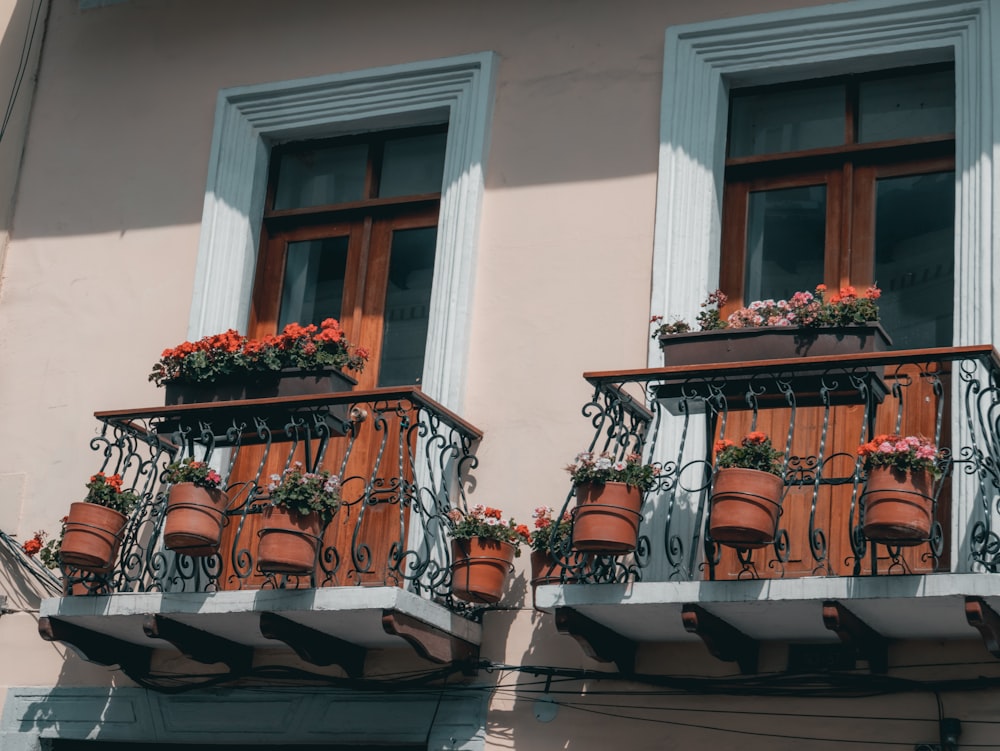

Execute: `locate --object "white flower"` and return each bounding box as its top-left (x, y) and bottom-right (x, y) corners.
top-left (595, 457), bottom-right (612, 471)
top-left (613, 461), bottom-right (627, 471)
top-left (485, 517), bottom-right (499, 526)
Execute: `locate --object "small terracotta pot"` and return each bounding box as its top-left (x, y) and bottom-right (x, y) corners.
top-left (163, 483), bottom-right (229, 556)
top-left (709, 468), bottom-right (784, 549)
top-left (571, 482), bottom-right (643, 553)
top-left (862, 466), bottom-right (934, 545)
top-left (60, 502), bottom-right (127, 573)
top-left (451, 538), bottom-right (516, 603)
top-left (529, 549), bottom-right (587, 588)
top-left (256, 506), bottom-right (323, 574)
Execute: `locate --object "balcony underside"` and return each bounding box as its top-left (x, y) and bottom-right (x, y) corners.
top-left (39, 587), bottom-right (481, 681)
top-left (535, 574), bottom-right (1000, 672)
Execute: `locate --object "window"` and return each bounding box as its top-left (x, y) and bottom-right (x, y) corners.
top-left (251, 125), bottom-right (448, 388)
top-left (721, 64), bottom-right (955, 349)
top-left (652, 0), bottom-right (994, 577)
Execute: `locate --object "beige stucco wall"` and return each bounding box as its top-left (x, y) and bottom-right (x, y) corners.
top-left (3, 1), bottom-right (997, 748)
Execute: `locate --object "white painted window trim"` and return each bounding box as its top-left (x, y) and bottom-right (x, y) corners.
top-left (650, 0), bottom-right (997, 575)
top-left (190, 52), bottom-right (497, 412)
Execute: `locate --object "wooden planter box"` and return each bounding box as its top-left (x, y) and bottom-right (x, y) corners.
top-left (657, 323), bottom-right (892, 366)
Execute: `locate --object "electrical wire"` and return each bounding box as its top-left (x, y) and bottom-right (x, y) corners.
top-left (0, 0), bottom-right (44, 145)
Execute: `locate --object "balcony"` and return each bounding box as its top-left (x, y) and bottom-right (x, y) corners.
top-left (38, 387), bottom-right (484, 683)
top-left (534, 345), bottom-right (1000, 673)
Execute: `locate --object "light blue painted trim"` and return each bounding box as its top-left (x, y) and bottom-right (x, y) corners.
top-left (78, 0), bottom-right (128, 9)
top-left (191, 52), bottom-right (496, 413)
top-left (1, 686), bottom-right (488, 749)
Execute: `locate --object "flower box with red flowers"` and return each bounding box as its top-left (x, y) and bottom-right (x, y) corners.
top-left (149, 319), bottom-right (367, 406)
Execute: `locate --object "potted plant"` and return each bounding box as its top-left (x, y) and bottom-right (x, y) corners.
top-left (256, 462), bottom-right (341, 574)
top-left (709, 432), bottom-right (785, 548)
top-left (528, 505), bottom-right (583, 588)
top-left (161, 457), bottom-right (228, 556)
top-left (148, 319), bottom-right (369, 405)
top-left (858, 434), bottom-right (944, 545)
top-left (652, 284), bottom-right (891, 365)
top-left (447, 504), bottom-right (529, 603)
top-left (565, 451), bottom-right (658, 554)
top-left (61, 472), bottom-right (139, 573)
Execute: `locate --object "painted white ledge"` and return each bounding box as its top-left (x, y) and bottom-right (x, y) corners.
top-left (535, 573), bottom-right (1000, 643)
top-left (41, 586), bottom-right (480, 649)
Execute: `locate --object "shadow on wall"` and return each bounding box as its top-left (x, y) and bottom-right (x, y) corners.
top-left (0, 0), bottom-right (47, 257)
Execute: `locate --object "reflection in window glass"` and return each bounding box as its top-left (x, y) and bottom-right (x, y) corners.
top-left (379, 227), bottom-right (437, 386)
top-left (745, 185), bottom-right (827, 304)
top-left (859, 69), bottom-right (954, 143)
top-left (379, 133), bottom-right (447, 198)
top-left (874, 172), bottom-right (955, 348)
top-left (274, 144), bottom-right (368, 209)
top-left (278, 236), bottom-right (349, 329)
top-left (729, 85), bottom-right (845, 157)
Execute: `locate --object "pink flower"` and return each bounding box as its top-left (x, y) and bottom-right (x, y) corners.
top-left (878, 441), bottom-right (895, 453)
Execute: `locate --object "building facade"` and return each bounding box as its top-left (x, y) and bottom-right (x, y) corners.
top-left (1, 0), bottom-right (999, 749)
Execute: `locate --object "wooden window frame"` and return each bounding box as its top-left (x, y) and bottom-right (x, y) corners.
top-left (720, 64), bottom-right (955, 311)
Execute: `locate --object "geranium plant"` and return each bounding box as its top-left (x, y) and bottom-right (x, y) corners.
top-left (565, 451), bottom-right (659, 492)
top-left (163, 457), bottom-right (222, 489)
top-left (714, 432), bottom-right (784, 476)
top-left (529, 506), bottom-right (573, 554)
top-left (446, 505), bottom-right (530, 555)
top-left (266, 463), bottom-right (342, 525)
top-left (84, 472), bottom-right (140, 515)
top-left (22, 522), bottom-right (63, 570)
top-left (653, 284), bottom-right (881, 337)
top-left (149, 319), bottom-right (369, 386)
top-left (858, 434), bottom-right (943, 479)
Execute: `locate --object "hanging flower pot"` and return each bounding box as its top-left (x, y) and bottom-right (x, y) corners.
top-left (709, 467), bottom-right (784, 548)
top-left (857, 434), bottom-right (942, 546)
top-left (529, 550), bottom-right (588, 588)
top-left (451, 537), bottom-right (517, 603)
top-left (61, 502), bottom-right (128, 573)
top-left (163, 483), bottom-right (229, 556)
top-left (572, 482), bottom-right (643, 553)
top-left (861, 466), bottom-right (934, 545)
top-left (256, 463), bottom-right (342, 574)
top-left (59, 472), bottom-right (138, 574)
top-left (256, 506), bottom-right (323, 574)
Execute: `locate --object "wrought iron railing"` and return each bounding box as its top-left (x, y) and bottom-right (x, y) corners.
top-left (62, 388), bottom-right (481, 611)
top-left (543, 345), bottom-right (1000, 583)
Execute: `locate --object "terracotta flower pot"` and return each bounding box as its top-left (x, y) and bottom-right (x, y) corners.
top-left (60, 501), bottom-right (127, 573)
top-left (709, 467), bottom-right (784, 548)
top-left (256, 506), bottom-right (323, 574)
top-left (163, 483), bottom-right (229, 556)
top-left (862, 466), bottom-right (934, 545)
top-left (571, 481), bottom-right (643, 553)
top-left (529, 549), bottom-right (587, 588)
top-left (451, 537), bottom-right (516, 604)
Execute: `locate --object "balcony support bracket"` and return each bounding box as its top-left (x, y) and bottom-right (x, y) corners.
top-left (143, 614), bottom-right (253, 674)
top-left (260, 611), bottom-right (366, 677)
top-left (682, 603), bottom-right (759, 674)
top-left (965, 596), bottom-right (1000, 658)
top-left (39, 615), bottom-right (152, 681)
top-left (822, 600), bottom-right (888, 673)
top-left (382, 610), bottom-right (479, 672)
top-left (554, 607), bottom-right (637, 674)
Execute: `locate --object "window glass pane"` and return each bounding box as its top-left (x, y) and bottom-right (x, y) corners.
top-left (859, 69), bottom-right (955, 143)
top-left (378, 227), bottom-right (437, 386)
top-left (273, 144), bottom-right (368, 209)
top-left (278, 236), bottom-right (349, 329)
top-left (379, 133), bottom-right (447, 198)
top-left (729, 85), bottom-right (845, 157)
top-left (745, 185), bottom-right (826, 303)
top-left (874, 172), bottom-right (955, 348)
